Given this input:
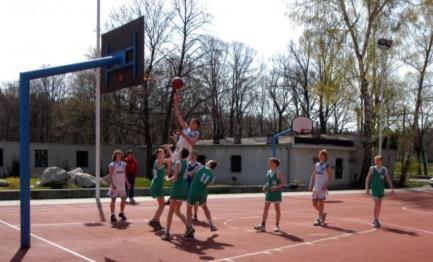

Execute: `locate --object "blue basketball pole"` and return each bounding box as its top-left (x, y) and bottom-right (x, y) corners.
top-left (271, 129), bottom-right (292, 157)
top-left (19, 55), bottom-right (122, 248)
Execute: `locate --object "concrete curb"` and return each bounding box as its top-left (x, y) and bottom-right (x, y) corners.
top-left (0, 185), bottom-right (306, 201)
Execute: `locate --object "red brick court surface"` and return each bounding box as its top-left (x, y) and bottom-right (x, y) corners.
top-left (1, 188), bottom-right (433, 262)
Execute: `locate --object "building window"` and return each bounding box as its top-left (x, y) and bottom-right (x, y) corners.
top-left (35, 150), bottom-right (48, 168)
top-left (76, 151), bottom-right (89, 168)
top-left (0, 148), bottom-right (3, 167)
top-left (198, 155), bottom-right (206, 165)
top-left (335, 158), bottom-right (343, 179)
top-left (231, 155), bottom-right (242, 172)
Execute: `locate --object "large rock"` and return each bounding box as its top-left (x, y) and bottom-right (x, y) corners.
top-left (67, 168), bottom-right (84, 185)
top-left (0, 179), bottom-right (10, 187)
top-left (39, 167), bottom-right (70, 188)
top-left (74, 173), bottom-right (96, 188)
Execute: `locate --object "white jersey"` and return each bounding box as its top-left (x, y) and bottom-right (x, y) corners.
top-left (177, 127), bottom-right (200, 153)
top-left (109, 161), bottom-right (127, 198)
top-left (173, 127), bottom-right (200, 163)
top-left (313, 162), bottom-right (329, 191)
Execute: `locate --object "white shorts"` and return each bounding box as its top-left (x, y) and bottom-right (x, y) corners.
top-left (108, 188), bottom-right (127, 199)
top-left (312, 190), bottom-right (327, 200)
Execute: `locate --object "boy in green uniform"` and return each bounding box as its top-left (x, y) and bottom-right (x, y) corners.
top-left (365, 155), bottom-right (394, 228)
top-left (254, 157), bottom-right (286, 233)
top-left (148, 145), bottom-right (172, 231)
top-left (162, 148), bottom-right (189, 241)
top-left (184, 160), bottom-right (218, 237)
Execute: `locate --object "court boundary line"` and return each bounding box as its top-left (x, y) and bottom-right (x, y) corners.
top-left (0, 219), bottom-right (96, 262)
top-left (402, 206), bottom-right (433, 215)
top-left (212, 228), bottom-right (377, 262)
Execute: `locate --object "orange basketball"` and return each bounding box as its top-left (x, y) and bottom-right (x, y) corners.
top-left (172, 77), bottom-right (184, 89)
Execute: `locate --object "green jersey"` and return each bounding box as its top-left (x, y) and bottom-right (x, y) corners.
top-left (370, 166), bottom-right (387, 198)
top-left (265, 169), bottom-right (282, 202)
top-left (150, 160), bottom-right (165, 198)
top-left (170, 159), bottom-right (188, 200)
top-left (187, 166), bottom-right (215, 205)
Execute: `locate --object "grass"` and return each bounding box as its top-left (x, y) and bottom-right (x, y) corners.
top-left (0, 176), bottom-right (173, 190)
top-left (393, 159), bottom-right (433, 178)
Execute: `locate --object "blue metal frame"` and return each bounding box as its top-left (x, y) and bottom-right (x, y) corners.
top-left (19, 55), bottom-right (122, 248)
top-left (104, 32), bottom-right (138, 86)
top-left (271, 128), bottom-right (292, 157)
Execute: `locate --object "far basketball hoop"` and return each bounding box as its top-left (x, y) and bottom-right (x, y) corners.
top-left (292, 116), bottom-right (313, 135)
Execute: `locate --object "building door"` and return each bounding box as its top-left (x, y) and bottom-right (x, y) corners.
top-left (335, 158), bottom-right (343, 179)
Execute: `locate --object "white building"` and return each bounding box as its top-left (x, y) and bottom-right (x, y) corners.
top-left (0, 135), bottom-right (396, 189)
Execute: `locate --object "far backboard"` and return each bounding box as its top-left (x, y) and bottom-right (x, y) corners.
top-left (292, 116), bottom-right (313, 135)
top-left (100, 16), bottom-right (144, 93)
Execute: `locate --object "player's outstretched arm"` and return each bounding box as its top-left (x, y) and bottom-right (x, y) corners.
top-left (178, 130), bottom-right (199, 147)
top-left (174, 93), bottom-right (188, 129)
top-left (385, 169), bottom-right (394, 193)
top-left (365, 168), bottom-right (372, 194)
top-left (169, 162), bottom-right (180, 182)
top-left (308, 169), bottom-right (315, 191)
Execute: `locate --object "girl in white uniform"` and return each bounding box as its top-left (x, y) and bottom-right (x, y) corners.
top-left (309, 149), bottom-right (333, 226)
top-left (109, 150), bottom-right (131, 223)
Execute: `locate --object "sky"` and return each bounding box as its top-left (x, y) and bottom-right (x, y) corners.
top-left (0, 0), bottom-right (301, 84)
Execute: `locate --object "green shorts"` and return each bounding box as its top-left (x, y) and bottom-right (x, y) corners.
top-left (187, 193), bottom-right (207, 206)
top-left (371, 187), bottom-right (384, 199)
top-left (150, 184), bottom-right (164, 198)
top-left (265, 190), bottom-right (282, 203)
top-left (170, 184), bottom-right (187, 201)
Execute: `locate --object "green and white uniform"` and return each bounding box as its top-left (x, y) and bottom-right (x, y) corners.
top-left (170, 159), bottom-right (188, 200)
top-left (150, 160), bottom-right (165, 198)
top-left (265, 169), bottom-right (282, 203)
top-left (370, 166), bottom-right (387, 199)
top-left (187, 166), bottom-right (215, 205)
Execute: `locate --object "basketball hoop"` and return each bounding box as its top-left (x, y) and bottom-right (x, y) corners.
top-left (292, 116), bottom-right (313, 135)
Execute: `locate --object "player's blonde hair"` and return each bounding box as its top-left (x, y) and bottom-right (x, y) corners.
top-left (374, 155), bottom-right (383, 161)
top-left (319, 149), bottom-right (328, 161)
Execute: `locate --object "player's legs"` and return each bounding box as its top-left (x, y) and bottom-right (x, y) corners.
top-left (165, 199), bottom-right (177, 233)
top-left (261, 201), bottom-right (271, 224)
top-left (318, 199), bottom-right (325, 217)
top-left (120, 197), bottom-right (126, 213)
top-left (312, 199), bottom-right (320, 212)
top-left (186, 203), bottom-right (194, 225)
top-left (374, 198), bottom-right (382, 220)
top-left (194, 204), bottom-right (199, 218)
top-left (152, 197), bottom-right (165, 221)
top-left (274, 202), bottom-right (281, 225)
top-left (174, 200), bottom-right (188, 226)
top-left (110, 198), bottom-right (116, 214)
top-left (201, 203), bottom-right (212, 221)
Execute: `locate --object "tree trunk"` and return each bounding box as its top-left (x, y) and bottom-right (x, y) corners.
top-left (359, 77), bottom-right (373, 186)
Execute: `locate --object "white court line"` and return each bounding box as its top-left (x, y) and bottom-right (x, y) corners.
top-left (402, 206), bottom-right (433, 215)
top-left (212, 228), bottom-right (377, 262)
top-left (342, 218), bottom-right (433, 235)
top-left (0, 219), bottom-right (95, 262)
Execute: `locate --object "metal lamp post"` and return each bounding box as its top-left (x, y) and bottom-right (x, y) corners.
top-left (377, 38), bottom-right (393, 155)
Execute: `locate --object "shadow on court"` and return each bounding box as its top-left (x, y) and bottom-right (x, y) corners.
top-left (104, 257), bottom-right (120, 262)
top-left (111, 221), bottom-right (131, 230)
top-left (271, 231), bottom-right (304, 242)
top-left (322, 224), bottom-right (356, 234)
top-left (381, 227), bottom-right (418, 236)
top-left (171, 234), bottom-right (233, 259)
top-left (10, 247), bottom-right (29, 262)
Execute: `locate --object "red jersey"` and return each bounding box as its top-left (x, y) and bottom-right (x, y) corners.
top-left (124, 156), bottom-right (138, 176)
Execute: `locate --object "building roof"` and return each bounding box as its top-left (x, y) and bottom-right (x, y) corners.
top-left (196, 134), bottom-right (355, 147)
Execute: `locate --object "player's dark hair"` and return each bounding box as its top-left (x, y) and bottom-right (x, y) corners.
top-left (269, 157), bottom-right (280, 166)
top-left (125, 149), bottom-right (134, 156)
top-left (375, 155), bottom-right (383, 161)
top-left (207, 160), bottom-right (217, 170)
top-left (112, 149), bottom-right (123, 161)
top-left (180, 148), bottom-right (190, 159)
top-left (192, 118), bottom-right (201, 128)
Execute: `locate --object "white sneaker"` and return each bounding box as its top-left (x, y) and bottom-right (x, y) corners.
top-left (274, 225), bottom-right (280, 232)
top-left (254, 224), bottom-right (266, 232)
